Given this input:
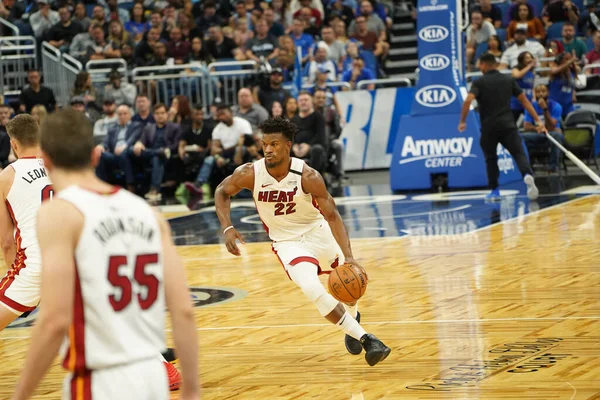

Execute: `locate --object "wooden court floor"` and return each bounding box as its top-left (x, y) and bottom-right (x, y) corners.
top-left (0, 195), bottom-right (599, 399)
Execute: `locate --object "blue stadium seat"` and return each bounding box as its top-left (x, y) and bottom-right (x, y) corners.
top-left (495, 1), bottom-right (511, 28)
top-left (359, 51), bottom-right (379, 77)
top-left (572, 0), bottom-right (584, 12)
top-left (475, 42), bottom-right (489, 61)
top-left (529, 0), bottom-right (543, 16)
top-left (546, 22), bottom-right (565, 40)
top-left (496, 28), bottom-right (506, 43)
top-left (587, 36), bottom-right (594, 51)
top-left (85, 4), bottom-right (95, 17)
top-left (118, 2), bottom-right (134, 10)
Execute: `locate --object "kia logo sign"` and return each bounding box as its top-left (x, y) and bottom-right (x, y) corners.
top-left (415, 85), bottom-right (457, 108)
top-left (419, 54), bottom-right (450, 71)
top-left (418, 25), bottom-right (449, 42)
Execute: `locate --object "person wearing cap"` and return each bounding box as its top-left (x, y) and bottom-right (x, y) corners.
top-left (341, 55), bottom-right (375, 90)
top-left (466, 10), bottom-right (497, 71)
top-left (499, 28), bottom-right (546, 69)
top-left (306, 42), bottom-right (337, 83)
top-left (29, 0), bottom-right (59, 40)
top-left (93, 98), bottom-right (118, 138)
top-left (307, 67), bottom-right (337, 106)
top-left (506, 3), bottom-right (545, 43)
top-left (70, 96), bottom-right (93, 123)
top-left (104, 69), bottom-right (137, 107)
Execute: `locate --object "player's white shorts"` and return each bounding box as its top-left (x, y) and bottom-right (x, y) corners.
top-left (0, 263), bottom-right (40, 315)
top-left (62, 357), bottom-right (169, 400)
top-left (272, 222), bottom-right (345, 278)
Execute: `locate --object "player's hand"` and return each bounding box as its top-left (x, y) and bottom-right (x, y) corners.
top-left (224, 228), bottom-right (245, 256)
top-left (344, 258), bottom-right (368, 282)
top-left (535, 122), bottom-right (547, 134)
top-left (458, 121), bottom-right (466, 132)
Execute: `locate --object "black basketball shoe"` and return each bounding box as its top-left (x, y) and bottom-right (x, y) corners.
top-left (345, 312), bottom-right (363, 355)
top-left (360, 334), bottom-right (391, 366)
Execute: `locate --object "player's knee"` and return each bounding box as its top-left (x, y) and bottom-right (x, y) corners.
top-left (314, 293), bottom-right (339, 317)
top-left (299, 280), bottom-right (326, 302)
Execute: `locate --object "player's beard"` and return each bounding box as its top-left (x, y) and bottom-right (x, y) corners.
top-left (265, 157), bottom-right (281, 169)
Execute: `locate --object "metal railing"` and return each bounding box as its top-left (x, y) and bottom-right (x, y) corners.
top-left (42, 42), bottom-right (67, 107)
top-left (357, 77), bottom-right (412, 90)
top-left (86, 58), bottom-right (128, 85)
top-left (0, 35), bottom-right (37, 98)
top-left (0, 17), bottom-right (19, 37)
top-left (62, 53), bottom-right (83, 101)
top-left (207, 60), bottom-right (259, 106)
top-left (583, 63), bottom-right (600, 74)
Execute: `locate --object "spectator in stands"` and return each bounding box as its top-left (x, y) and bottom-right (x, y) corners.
top-left (348, 1), bottom-right (386, 39)
top-left (585, 30), bottom-right (600, 74)
top-left (187, 37), bottom-right (214, 64)
top-left (148, 11), bottom-right (166, 40)
top-left (271, 0), bottom-right (290, 26)
top-left (133, 94), bottom-right (155, 126)
top-left (580, 0), bottom-right (600, 35)
top-left (499, 27), bottom-right (546, 68)
top-left (507, 3), bottom-right (545, 43)
top-left (473, 0), bottom-right (502, 28)
top-left (466, 10), bottom-right (497, 71)
top-left (0, 0), bottom-right (23, 25)
top-left (69, 96), bottom-right (94, 123)
top-left (70, 22), bottom-right (96, 62)
top-left (264, 8), bottom-right (284, 38)
top-left (510, 51), bottom-right (536, 122)
top-left (321, 25), bottom-right (346, 65)
top-left (178, 12), bottom-right (201, 41)
top-left (91, 5), bottom-right (108, 35)
top-left (307, 67), bottom-right (336, 104)
top-left (47, 7), bottom-right (83, 52)
top-left (93, 99), bottom-right (118, 138)
top-left (549, 51), bottom-right (580, 117)
top-left (107, 20), bottom-right (133, 56)
top-left (293, 0), bottom-right (323, 28)
top-left (84, 24), bottom-right (111, 62)
top-left (351, 15), bottom-right (384, 57)
top-left (547, 39), bottom-right (565, 58)
top-left (134, 27), bottom-right (161, 67)
top-left (271, 100), bottom-right (284, 117)
top-left (232, 132), bottom-right (263, 171)
top-left (561, 22), bottom-right (588, 59)
top-left (234, 17), bottom-right (254, 52)
top-left (507, 0), bottom-right (534, 24)
top-left (0, 105), bottom-right (12, 169)
top-left (30, 0), bottom-right (59, 40)
top-left (206, 25), bottom-right (242, 60)
top-left (254, 68), bottom-right (291, 112)
top-left (230, 0), bottom-right (254, 31)
top-left (485, 35), bottom-right (504, 63)
top-left (72, 2), bottom-right (91, 32)
top-left (131, 103), bottom-right (181, 201)
top-left (522, 84), bottom-right (565, 173)
top-left (148, 41), bottom-right (171, 66)
top-left (125, 3), bottom-right (149, 43)
top-left (196, 2), bottom-right (222, 34)
top-left (273, 46), bottom-right (295, 82)
top-left (306, 43), bottom-right (337, 83)
top-left (542, 0), bottom-right (580, 27)
top-left (178, 105), bottom-right (212, 183)
top-left (341, 40), bottom-right (360, 71)
top-left (291, 92), bottom-right (327, 173)
top-left (232, 88), bottom-right (269, 129)
top-left (166, 27), bottom-right (191, 64)
top-left (121, 43), bottom-right (135, 68)
top-left (31, 105), bottom-right (48, 126)
top-left (19, 69), bottom-right (57, 114)
top-left (246, 18), bottom-right (280, 62)
top-left (342, 55), bottom-right (375, 89)
top-left (284, 96), bottom-right (298, 119)
top-left (290, 0), bottom-right (324, 20)
top-left (185, 104), bottom-right (252, 197)
top-left (290, 18), bottom-right (314, 62)
top-left (97, 105), bottom-right (140, 190)
top-left (168, 95), bottom-right (193, 127)
top-left (104, 70), bottom-right (137, 107)
top-left (104, 0), bottom-right (129, 24)
top-left (333, 18), bottom-right (350, 44)
top-left (327, 0), bottom-right (355, 26)
top-left (314, 89), bottom-right (344, 185)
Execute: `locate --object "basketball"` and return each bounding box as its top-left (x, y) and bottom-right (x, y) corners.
top-left (327, 264), bottom-right (368, 303)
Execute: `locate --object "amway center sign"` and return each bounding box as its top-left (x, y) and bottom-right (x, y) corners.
top-left (399, 136), bottom-right (476, 168)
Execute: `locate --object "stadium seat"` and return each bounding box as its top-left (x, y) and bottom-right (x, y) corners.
top-left (563, 110), bottom-right (599, 169)
top-left (529, 0), bottom-right (543, 15)
top-left (547, 22), bottom-right (565, 40)
top-left (475, 42), bottom-right (489, 61)
top-left (359, 51), bottom-right (379, 78)
top-left (118, 2), bottom-right (134, 10)
top-left (572, 0), bottom-right (584, 12)
top-left (85, 4), bottom-right (95, 17)
top-left (495, 1), bottom-right (511, 28)
top-left (496, 28), bottom-right (506, 44)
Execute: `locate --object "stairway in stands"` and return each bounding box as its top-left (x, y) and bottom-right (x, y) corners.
top-left (386, 6), bottom-right (418, 81)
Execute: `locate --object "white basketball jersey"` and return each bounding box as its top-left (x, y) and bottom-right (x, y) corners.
top-left (57, 186), bottom-right (165, 372)
top-left (6, 157), bottom-right (52, 270)
top-left (253, 158), bottom-right (324, 242)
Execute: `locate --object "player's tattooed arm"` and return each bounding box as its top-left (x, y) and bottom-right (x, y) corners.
top-left (215, 163), bottom-right (254, 256)
top-left (302, 166), bottom-right (366, 275)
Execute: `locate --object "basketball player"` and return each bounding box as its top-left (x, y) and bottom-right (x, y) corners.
top-left (11, 110), bottom-right (199, 400)
top-left (0, 114), bottom-right (50, 330)
top-left (215, 117), bottom-right (391, 366)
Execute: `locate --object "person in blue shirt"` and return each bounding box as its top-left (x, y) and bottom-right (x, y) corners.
top-left (511, 51), bottom-right (536, 122)
top-left (548, 52), bottom-right (579, 118)
top-left (307, 67), bottom-right (337, 106)
top-left (341, 56), bottom-right (375, 90)
top-left (522, 84), bottom-right (566, 173)
top-left (290, 18), bottom-right (315, 63)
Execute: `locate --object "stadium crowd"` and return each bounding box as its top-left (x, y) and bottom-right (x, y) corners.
top-left (0, 0), bottom-right (398, 200)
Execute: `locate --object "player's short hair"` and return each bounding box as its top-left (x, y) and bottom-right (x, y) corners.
top-left (5, 114), bottom-right (39, 147)
top-left (479, 53), bottom-right (498, 65)
top-left (40, 109), bottom-right (94, 170)
top-left (259, 116), bottom-right (297, 142)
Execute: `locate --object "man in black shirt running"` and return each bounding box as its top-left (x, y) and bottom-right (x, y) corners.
top-left (459, 53), bottom-right (544, 200)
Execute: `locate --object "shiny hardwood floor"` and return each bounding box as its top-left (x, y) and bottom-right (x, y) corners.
top-left (0, 195), bottom-right (599, 399)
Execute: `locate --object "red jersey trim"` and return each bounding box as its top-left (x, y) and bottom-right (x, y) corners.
top-left (63, 266), bottom-right (86, 373)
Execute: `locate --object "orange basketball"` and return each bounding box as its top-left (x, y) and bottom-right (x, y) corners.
top-left (327, 264), bottom-right (368, 303)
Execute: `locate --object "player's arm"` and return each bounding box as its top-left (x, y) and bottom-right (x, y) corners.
top-left (0, 168), bottom-right (16, 270)
top-left (302, 166), bottom-right (365, 275)
top-left (154, 211), bottom-right (199, 399)
top-left (458, 92), bottom-right (476, 132)
top-left (12, 200), bottom-right (81, 400)
top-left (214, 163), bottom-right (254, 256)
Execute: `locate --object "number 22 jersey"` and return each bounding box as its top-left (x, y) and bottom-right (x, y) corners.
top-left (57, 186), bottom-right (166, 372)
top-left (252, 157), bottom-right (324, 242)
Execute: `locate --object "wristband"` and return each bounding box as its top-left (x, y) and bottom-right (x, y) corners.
top-left (223, 225), bottom-right (234, 234)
